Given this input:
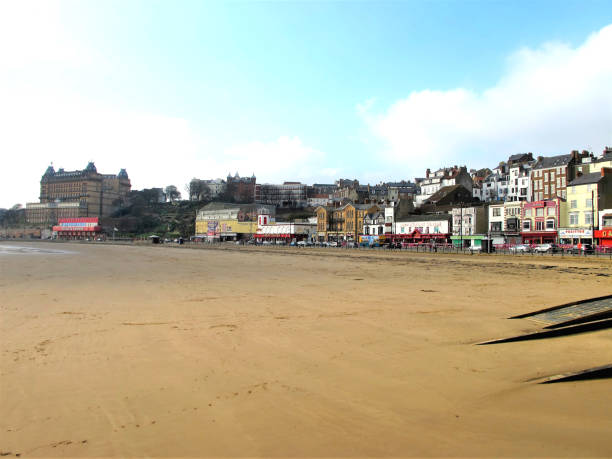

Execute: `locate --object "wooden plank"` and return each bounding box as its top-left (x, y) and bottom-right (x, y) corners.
top-left (532, 364), bottom-right (612, 384)
top-left (476, 319), bottom-right (612, 345)
top-left (508, 294), bottom-right (612, 319)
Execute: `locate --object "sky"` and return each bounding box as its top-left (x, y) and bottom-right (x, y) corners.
top-left (1, 0), bottom-right (611, 208)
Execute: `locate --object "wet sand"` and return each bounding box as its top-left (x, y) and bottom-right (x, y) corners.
top-left (1, 241), bottom-right (611, 457)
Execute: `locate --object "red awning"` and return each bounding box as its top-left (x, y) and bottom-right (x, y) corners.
top-left (254, 234), bottom-right (291, 238)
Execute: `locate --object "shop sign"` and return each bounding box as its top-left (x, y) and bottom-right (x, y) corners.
top-left (595, 229), bottom-right (612, 238)
top-left (207, 221), bottom-right (219, 236)
top-left (558, 228), bottom-right (592, 237)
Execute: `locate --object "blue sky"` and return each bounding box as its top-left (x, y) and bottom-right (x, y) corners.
top-left (1, 0), bottom-right (612, 207)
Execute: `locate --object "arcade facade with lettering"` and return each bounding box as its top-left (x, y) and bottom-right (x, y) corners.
top-left (52, 218), bottom-right (102, 240)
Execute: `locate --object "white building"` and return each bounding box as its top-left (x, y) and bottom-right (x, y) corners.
top-left (506, 163), bottom-right (533, 202)
top-left (307, 194), bottom-right (333, 207)
top-left (364, 211), bottom-right (385, 236)
top-left (415, 166), bottom-right (473, 207)
top-left (488, 203), bottom-right (505, 244)
top-left (255, 222), bottom-right (317, 241)
top-left (384, 206), bottom-right (395, 234)
top-left (395, 215), bottom-right (451, 236)
top-left (451, 206), bottom-right (489, 247)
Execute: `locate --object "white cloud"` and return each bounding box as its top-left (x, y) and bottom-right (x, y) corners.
top-left (0, 1), bottom-right (88, 69)
top-left (363, 24), bottom-right (612, 176)
top-left (0, 81), bottom-right (329, 206)
top-left (0, 1), bottom-right (330, 207)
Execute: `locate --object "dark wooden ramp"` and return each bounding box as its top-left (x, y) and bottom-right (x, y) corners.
top-left (530, 364), bottom-right (612, 384)
top-left (476, 319), bottom-right (612, 345)
top-left (510, 294), bottom-right (612, 325)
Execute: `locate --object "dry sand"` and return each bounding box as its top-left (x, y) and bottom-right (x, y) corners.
top-left (1, 241), bottom-right (611, 457)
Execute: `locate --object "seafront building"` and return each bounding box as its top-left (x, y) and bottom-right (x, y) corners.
top-left (25, 162), bottom-right (131, 224)
top-left (521, 199), bottom-right (560, 244)
top-left (558, 168), bottom-right (612, 245)
top-left (255, 182), bottom-right (308, 208)
top-left (394, 214), bottom-right (452, 244)
top-left (315, 203), bottom-right (379, 242)
top-left (194, 202), bottom-right (275, 241)
top-left (415, 166), bottom-right (473, 207)
top-left (450, 205), bottom-right (489, 248)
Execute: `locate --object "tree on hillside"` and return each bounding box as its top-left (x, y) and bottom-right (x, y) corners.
top-left (164, 185), bottom-right (181, 202)
top-left (186, 179), bottom-right (212, 201)
top-left (0, 204), bottom-right (26, 227)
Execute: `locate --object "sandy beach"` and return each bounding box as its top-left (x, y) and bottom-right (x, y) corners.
top-left (1, 241), bottom-right (611, 457)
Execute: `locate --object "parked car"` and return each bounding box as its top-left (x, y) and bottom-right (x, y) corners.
top-left (468, 245), bottom-right (482, 252)
top-left (509, 244), bottom-right (531, 253)
top-left (570, 243), bottom-right (594, 254)
top-left (328, 241), bottom-right (338, 247)
top-left (533, 243), bottom-right (561, 253)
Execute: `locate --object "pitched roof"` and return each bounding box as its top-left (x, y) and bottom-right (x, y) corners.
top-left (508, 153), bottom-right (526, 161)
top-left (425, 184), bottom-right (463, 203)
top-left (534, 154), bottom-right (572, 169)
top-left (568, 172), bottom-right (602, 186)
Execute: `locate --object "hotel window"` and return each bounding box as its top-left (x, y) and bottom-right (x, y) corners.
top-left (586, 184), bottom-right (592, 192)
top-left (547, 207), bottom-right (555, 216)
top-left (536, 221), bottom-right (544, 231)
top-left (570, 200), bottom-right (577, 209)
top-left (585, 213), bottom-right (593, 225)
top-left (536, 208), bottom-right (544, 217)
top-left (569, 213), bottom-right (579, 225)
top-left (551, 184), bottom-right (555, 194)
top-left (546, 219), bottom-right (555, 230)
top-left (525, 208), bottom-right (532, 217)
top-left (585, 198), bottom-right (593, 208)
top-left (562, 190), bottom-right (566, 199)
top-left (544, 185), bottom-right (548, 194)
top-left (493, 207), bottom-right (501, 217)
top-left (523, 220), bottom-right (531, 230)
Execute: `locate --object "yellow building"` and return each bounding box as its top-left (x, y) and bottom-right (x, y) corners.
top-left (195, 202), bottom-right (274, 241)
top-left (315, 203), bottom-right (379, 241)
top-left (559, 169), bottom-right (612, 244)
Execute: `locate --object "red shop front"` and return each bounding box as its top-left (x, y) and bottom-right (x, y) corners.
top-left (521, 231), bottom-right (557, 244)
top-left (594, 229), bottom-right (612, 247)
top-left (392, 230), bottom-right (450, 243)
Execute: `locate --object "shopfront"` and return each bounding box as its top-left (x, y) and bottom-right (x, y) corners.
top-left (394, 229), bottom-right (450, 244)
top-left (450, 234), bottom-right (486, 248)
top-left (52, 217), bottom-right (102, 240)
top-left (594, 229), bottom-right (612, 247)
top-left (521, 231), bottom-right (557, 244)
top-left (558, 228), bottom-right (593, 245)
